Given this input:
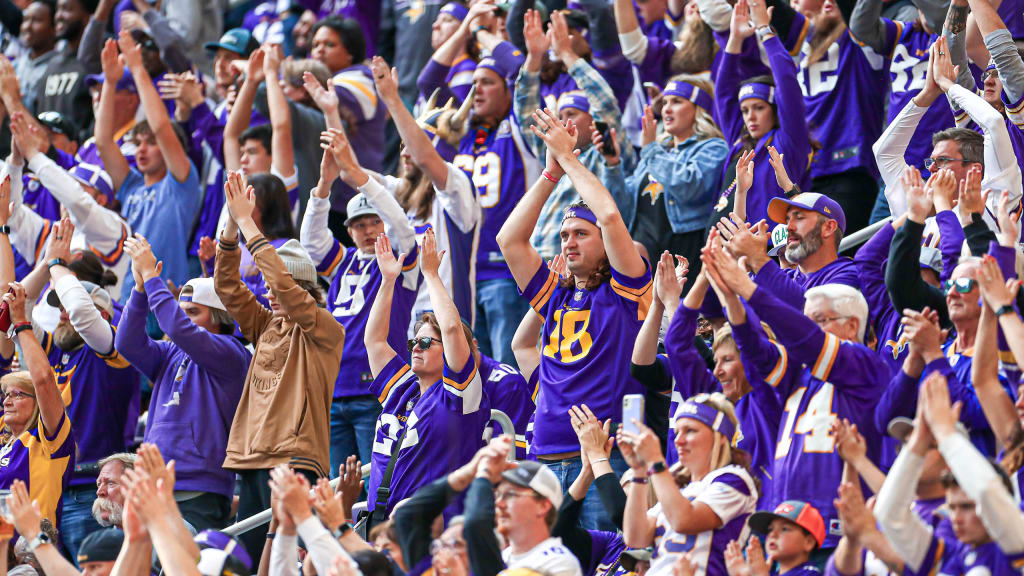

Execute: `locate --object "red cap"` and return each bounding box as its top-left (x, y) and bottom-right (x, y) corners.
top-left (747, 500), bottom-right (826, 548)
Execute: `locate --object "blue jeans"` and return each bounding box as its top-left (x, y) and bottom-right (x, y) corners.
top-left (543, 451), bottom-right (629, 532)
top-left (475, 278), bottom-right (530, 367)
top-left (330, 396), bottom-right (382, 478)
top-left (61, 486), bottom-right (103, 564)
top-left (869, 184), bottom-right (892, 225)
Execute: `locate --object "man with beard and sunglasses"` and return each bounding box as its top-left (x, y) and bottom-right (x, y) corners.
top-left (22, 219), bottom-right (139, 559)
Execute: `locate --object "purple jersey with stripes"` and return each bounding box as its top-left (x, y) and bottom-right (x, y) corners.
top-left (479, 355), bottom-right (534, 460)
top-left (799, 31), bottom-right (889, 178)
top-left (745, 289), bottom-right (890, 548)
top-left (454, 117), bottom-right (539, 281)
top-left (321, 246), bottom-right (419, 398)
top-left (914, 537), bottom-right (1024, 575)
top-left (647, 466), bottom-right (757, 576)
top-left (879, 20), bottom-right (955, 172)
top-left (520, 260), bottom-right (653, 455)
top-left (367, 355), bottom-right (489, 513)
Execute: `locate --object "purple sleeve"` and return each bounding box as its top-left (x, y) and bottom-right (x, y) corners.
top-left (988, 241), bottom-right (1021, 376)
top-left (663, 306), bottom-right (718, 398)
top-left (55, 149), bottom-right (76, 170)
top-left (114, 287), bottom-right (165, 380)
top-left (752, 259), bottom-right (808, 310)
top-left (765, 34), bottom-right (811, 168)
top-left (334, 85), bottom-right (369, 124)
top-left (926, 356), bottom-right (994, 432)
top-left (188, 101), bottom-right (226, 166)
top-left (748, 287), bottom-right (891, 395)
top-left (638, 35), bottom-right (677, 87)
top-left (934, 211), bottom-right (965, 283)
top-left (417, 59), bottom-right (458, 105)
top-left (874, 368), bottom-right (921, 434)
top-left (714, 49), bottom-right (746, 143)
top-left (730, 306), bottom-right (793, 395)
top-left (854, 222), bottom-right (898, 329)
top-left (145, 277), bottom-right (251, 379)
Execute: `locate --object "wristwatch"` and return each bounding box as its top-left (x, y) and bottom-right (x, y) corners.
top-left (756, 25), bottom-right (775, 42)
top-left (647, 461), bottom-right (668, 476)
top-left (995, 304), bottom-right (1016, 317)
top-left (331, 522), bottom-right (354, 539)
top-left (0, 225), bottom-right (10, 235)
top-left (46, 258), bottom-right (68, 270)
top-left (27, 532), bottom-right (51, 552)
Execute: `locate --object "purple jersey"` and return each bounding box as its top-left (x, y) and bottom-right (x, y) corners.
top-left (318, 0), bottom-right (381, 57)
top-left (319, 245), bottom-right (419, 398)
top-left (998, 0), bottom-right (1024, 40)
top-left (42, 331), bottom-right (140, 486)
top-left (746, 289), bottom-right (890, 548)
top-left (366, 356), bottom-right (489, 513)
top-left (446, 56), bottom-right (477, 103)
top-left (479, 355), bottom-right (534, 460)
top-left (799, 31), bottom-right (888, 178)
top-left (915, 536), bottom-right (1024, 575)
top-left (453, 117), bottom-right (540, 281)
top-left (646, 466), bottom-right (757, 576)
top-left (879, 20), bottom-right (955, 172)
top-left (331, 66), bottom-right (387, 211)
top-left (589, 530), bottom-right (626, 576)
top-left (520, 260), bottom-right (653, 455)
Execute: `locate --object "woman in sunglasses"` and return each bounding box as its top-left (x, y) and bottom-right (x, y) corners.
top-left (364, 227), bottom-right (490, 521)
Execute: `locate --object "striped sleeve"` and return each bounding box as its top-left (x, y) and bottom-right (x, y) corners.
top-left (333, 70), bottom-right (379, 123)
top-left (609, 263), bottom-right (654, 322)
top-left (520, 261), bottom-right (559, 316)
top-left (370, 356), bottom-right (418, 409)
top-left (441, 357), bottom-right (483, 415)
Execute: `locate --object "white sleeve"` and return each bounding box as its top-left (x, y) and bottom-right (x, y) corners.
top-left (269, 532), bottom-right (299, 576)
top-left (6, 161), bottom-right (23, 210)
top-left (360, 176), bottom-right (416, 255)
top-left (9, 205), bottom-right (50, 267)
top-left (946, 84), bottom-right (1024, 212)
top-left (53, 273), bottom-right (114, 354)
top-left (874, 447), bottom-right (934, 573)
top-left (872, 99), bottom-right (929, 218)
top-left (27, 154), bottom-right (100, 227)
top-left (299, 196), bottom-right (338, 274)
top-left (295, 517), bottom-right (363, 576)
top-left (618, 27), bottom-right (649, 64)
top-left (938, 432), bottom-right (1024, 554)
top-left (696, 0), bottom-right (733, 32)
top-left (435, 163), bottom-right (480, 234)
top-left (693, 473), bottom-right (755, 525)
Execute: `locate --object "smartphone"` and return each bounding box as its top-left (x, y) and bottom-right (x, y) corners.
top-left (593, 121), bottom-right (617, 156)
top-left (622, 394), bottom-right (645, 435)
top-left (0, 288), bottom-right (13, 332)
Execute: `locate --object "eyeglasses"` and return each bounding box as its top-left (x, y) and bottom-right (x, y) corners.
top-left (407, 337), bottom-right (442, 352)
top-left (429, 538), bottom-right (466, 554)
top-left (945, 277), bottom-right (977, 295)
top-left (811, 315), bottom-right (849, 327)
top-left (983, 68), bottom-right (1000, 81)
top-left (494, 489), bottom-right (537, 503)
top-left (0, 390), bottom-right (35, 402)
top-left (924, 157), bottom-right (969, 170)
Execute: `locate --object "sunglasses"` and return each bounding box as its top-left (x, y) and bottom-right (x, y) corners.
top-left (944, 277), bottom-right (976, 295)
top-left (407, 337), bottom-right (442, 352)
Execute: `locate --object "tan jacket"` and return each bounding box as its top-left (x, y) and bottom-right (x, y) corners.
top-left (214, 234), bottom-right (344, 477)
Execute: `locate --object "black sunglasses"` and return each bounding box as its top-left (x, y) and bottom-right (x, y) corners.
top-left (407, 337), bottom-right (442, 352)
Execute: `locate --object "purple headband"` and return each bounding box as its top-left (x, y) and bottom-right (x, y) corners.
top-left (440, 2), bottom-right (470, 21)
top-left (561, 205), bottom-right (599, 227)
top-left (738, 82), bottom-right (775, 105)
top-left (663, 81), bottom-right (713, 115)
top-left (557, 91), bottom-right (590, 114)
top-left (674, 398), bottom-right (738, 445)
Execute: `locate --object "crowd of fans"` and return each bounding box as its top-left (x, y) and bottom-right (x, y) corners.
top-left (0, 0), bottom-right (1023, 575)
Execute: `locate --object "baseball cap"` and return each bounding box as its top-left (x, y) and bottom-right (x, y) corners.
top-left (204, 28), bottom-right (259, 58)
top-left (748, 500), bottom-right (826, 548)
top-left (195, 530), bottom-right (252, 576)
top-left (69, 163), bottom-right (114, 200)
top-left (501, 460), bottom-right (563, 509)
top-left (767, 223), bottom-right (788, 258)
top-left (919, 246), bottom-right (943, 275)
top-left (47, 280), bottom-right (115, 317)
top-left (77, 528), bottom-right (124, 564)
top-left (85, 69), bottom-right (138, 93)
top-left (181, 278), bottom-right (227, 311)
top-left (767, 192), bottom-right (847, 234)
top-left (343, 193), bottom-right (379, 227)
top-left (36, 111), bottom-right (76, 138)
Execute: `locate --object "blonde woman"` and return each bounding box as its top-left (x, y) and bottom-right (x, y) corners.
top-left (619, 393), bottom-right (757, 576)
top-left (599, 76), bottom-right (728, 289)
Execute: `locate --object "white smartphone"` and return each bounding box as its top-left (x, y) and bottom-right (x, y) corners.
top-left (622, 394), bottom-right (645, 435)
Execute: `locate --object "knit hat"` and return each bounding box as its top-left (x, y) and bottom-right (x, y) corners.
top-left (275, 239), bottom-right (317, 284)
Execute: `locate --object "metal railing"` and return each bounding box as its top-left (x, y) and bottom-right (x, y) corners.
top-left (839, 216), bottom-right (892, 253)
top-left (221, 409), bottom-right (517, 536)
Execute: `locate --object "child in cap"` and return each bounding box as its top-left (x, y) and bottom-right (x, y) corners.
top-left (737, 500), bottom-right (825, 576)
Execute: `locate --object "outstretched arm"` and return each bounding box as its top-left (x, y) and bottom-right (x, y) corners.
top-left (495, 173), bottom-right (553, 292)
top-left (365, 235), bottom-right (401, 377)
top-left (263, 45), bottom-right (297, 184)
top-left (7, 283), bottom-right (64, 436)
top-left (223, 48), bottom-right (265, 173)
top-left (422, 228), bottom-right (470, 370)
top-left (94, 40), bottom-right (132, 192)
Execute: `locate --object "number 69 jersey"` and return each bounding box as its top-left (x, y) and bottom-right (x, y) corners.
top-left (520, 259), bottom-right (653, 456)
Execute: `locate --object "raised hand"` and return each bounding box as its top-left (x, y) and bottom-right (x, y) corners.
top-left (748, 0), bottom-right (774, 29)
top-left (997, 190), bottom-right (1020, 248)
top-left (197, 236), bottom-right (216, 267)
top-left (421, 227), bottom-right (445, 278)
top-left (9, 112), bottom-right (47, 159)
top-left (618, 420), bottom-right (664, 466)
top-left (920, 370), bottom-right (961, 441)
top-left (100, 38), bottom-right (124, 84)
top-left (125, 234), bottom-right (163, 283)
top-left (375, 234), bottom-right (405, 282)
top-left (262, 43), bottom-right (283, 78)
top-left (319, 128), bottom-right (362, 184)
top-left (640, 105), bottom-right (658, 147)
top-left (0, 56), bottom-right (21, 107)
top-left (338, 455), bottom-right (363, 522)
top-left (224, 170), bottom-right (256, 224)
top-left (730, 0), bottom-right (756, 40)
top-left (3, 282), bottom-right (27, 324)
top-left (902, 165), bottom-right (932, 223)
top-left (974, 254), bottom-right (1018, 310)
top-left (135, 443), bottom-right (176, 498)
top-left (312, 477), bottom-right (346, 530)
top-left (957, 165), bottom-right (987, 221)
top-left (549, 10), bottom-right (576, 63)
top-left (591, 125), bottom-right (621, 166)
top-left (655, 251), bottom-right (686, 307)
top-left (245, 46), bottom-right (267, 85)
top-left (475, 437), bottom-right (517, 484)
top-left (766, 146), bottom-right (793, 193)
top-left (7, 480), bottom-right (41, 541)
top-left (550, 253), bottom-right (568, 279)
top-left (523, 8), bottom-right (550, 58)
top-left (531, 107), bottom-right (579, 162)
top-left (371, 56), bottom-right (400, 103)
top-left (707, 231), bottom-right (758, 299)
top-left (570, 404), bottom-right (613, 460)
top-left (745, 535), bottom-right (771, 576)
top-left (737, 149), bottom-right (755, 197)
top-left (931, 36), bottom-right (958, 92)
top-left (45, 218), bottom-right (75, 264)
top-left (901, 306), bottom-right (946, 362)
top-left (269, 464), bottom-right (314, 523)
top-left (833, 418), bottom-right (868, 465)
top-left (0, 175), bottom-right (10, 226)
top-left (926, 168), bottom-right (957, 212)
top-left (304, 71), bottom-right (339, 113)
top-left (117, 29), bottom-right (144, 71)
top-left (834, 481), bottom-right (874, 546)
top-left (724, 539), bottom-right (751, 576)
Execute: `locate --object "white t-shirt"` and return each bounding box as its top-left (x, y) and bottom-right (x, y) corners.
top-left (502, 537), bottom-right (583, 576)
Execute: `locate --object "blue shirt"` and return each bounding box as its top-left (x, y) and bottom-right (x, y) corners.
top-left (117, 163), bottom-right (201, 290)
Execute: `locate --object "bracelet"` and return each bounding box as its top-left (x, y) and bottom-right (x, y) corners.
top-left (591, 457), bottom-right (609, 464)
top-left (46, 258), bottom-right (68, 270)
top-left (542, 170), bottom-right (560, 184)
top-left (266, 533), bottom-right (275, 540)
top-left (631, 476), bottom-right (649, 485)
top-left (12, 322), bottom-right (30, 335)
top-left (471, 25), bottom-right (488, 37)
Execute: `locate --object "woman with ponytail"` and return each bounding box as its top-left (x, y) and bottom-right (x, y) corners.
top-left (619, 392), bottom-right (758, 576)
